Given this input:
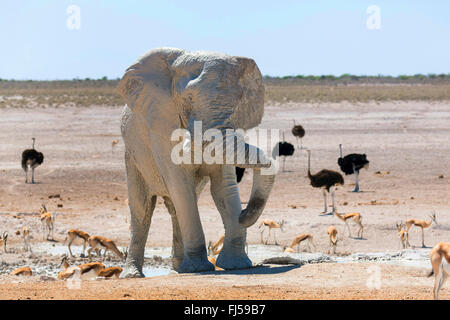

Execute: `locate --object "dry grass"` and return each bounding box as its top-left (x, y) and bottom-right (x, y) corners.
top-left (1, 78), bottom-right (450, 108)
top-left (265, 83), bottom-right (450, 103)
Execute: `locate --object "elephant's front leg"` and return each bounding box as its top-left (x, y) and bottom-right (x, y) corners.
top-left (122, 155), bottom-right (157, 278)
top-left (163, 196), bottom-right (184, 270)
top-left (210, 166), bottom-right (252, 270)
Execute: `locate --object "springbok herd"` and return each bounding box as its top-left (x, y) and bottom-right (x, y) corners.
top-left (4, 204), bottom-right (126, 280)
top-left (2, 204), bottom-right (448, 299)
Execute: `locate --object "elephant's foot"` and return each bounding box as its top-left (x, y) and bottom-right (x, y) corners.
top-left (216, 251), bottom-right (252, 270)
top-left (122, 263), bottom-right (145, 278)
top-left (176, 255), bottom-right (215, 273)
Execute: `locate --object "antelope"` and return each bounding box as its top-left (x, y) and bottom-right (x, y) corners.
top-left (327, 225), bottom-right (338, 254)
top-left (333, 211), bottom-right (363, 238)
top-left (396, 222), bottom-right (409, 250)
top-left (207, 256), bottom-right (224, 271)
top-left (207, 234), bottom-right (246, 271)
top-left (258, 219), bottom-right (285, 245)
top-left (207, 234), bottom-right (249, 256)
top-left (97, 266), bottom-right (123, 278)
top-left (208, 234), bottom-right (225, 256)
top-left (67, 229), bottom-right (90, 257)
top-left (405, 213), bottom-right (437, 248)
top-left (87, 235), bottom-right (127, 260)
top-left (22, 226), bottom-right (31, 252)
top-left (111, 139), bottom-right (119, 153)
top-left (10, 267), bottom-right (32, 276)
top-left (284, 233), bottom-right (315, 253)
top-left (0, 231), bottom-right (8, 253)
top-left (57, 254), bottom-right (105, 280)
top-left (428, 242), bottom-right (450, 300)
top-left (39, 204), bottom-right (55, 240)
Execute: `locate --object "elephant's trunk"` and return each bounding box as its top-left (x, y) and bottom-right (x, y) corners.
top-left (222, 133), bottom-right (276, 227)
top-left (238, 168), bottom-right (275, 228)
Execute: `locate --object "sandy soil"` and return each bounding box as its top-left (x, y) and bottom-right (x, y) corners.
top-left (0, 101), bottom-right (449, 300)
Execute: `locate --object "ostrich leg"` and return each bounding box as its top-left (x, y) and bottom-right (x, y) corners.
top-left (421, 228), bottom-right (425, 248)
top-left (331, 186), bottom-right (337, 213)
top-left (322, 189), bottom-right (328, 213)
top-left (24, 168), bottom-right (28, 184)
top-left (31, 167), bottom-right (35, 184)
top-left (353, 164), bottom-right (360, 192)
top-left (282, 156), bottom-right (286, 172)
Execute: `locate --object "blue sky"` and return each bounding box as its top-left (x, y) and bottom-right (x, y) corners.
top-left (1, 1), bottom-right (449, 80)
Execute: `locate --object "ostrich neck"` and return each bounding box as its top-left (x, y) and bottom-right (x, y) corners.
top-left (307, 152), bottom-right (311, 176)
top-left (339, 145), bottom-right (342, 158)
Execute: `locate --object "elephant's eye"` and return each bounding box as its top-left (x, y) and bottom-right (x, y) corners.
top-left (185, 93), bottom-right (194, 103)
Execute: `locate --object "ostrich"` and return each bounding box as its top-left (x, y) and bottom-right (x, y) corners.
top-left (21, 138), bottom-right (44, 184)
top-left (306, 149), bottom-right (344, 214)
top-left (337, 144), bottom-right (369, 192)
top-left (272, 132), bottom-right (295, 172)
top-left (292, 120), bottom-right (305, 149)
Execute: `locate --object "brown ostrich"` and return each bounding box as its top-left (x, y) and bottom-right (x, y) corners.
top-left (306, 149), bottom-right (344, 214)
top-left (292, 120), bottom-right (305, 149)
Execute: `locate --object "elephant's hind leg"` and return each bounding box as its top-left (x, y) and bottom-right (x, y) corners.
top-left (122, 156), bottom-right (157, 278)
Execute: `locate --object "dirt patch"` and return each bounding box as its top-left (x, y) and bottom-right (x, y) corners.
top-left (0, 101), bottom-right (449, 299)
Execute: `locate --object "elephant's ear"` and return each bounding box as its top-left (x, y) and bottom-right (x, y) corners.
top-left (116, 48), bottom-right (185, 108)
top-left (116, 71), bottom-right (144, 107)
top-left (230, 56), bottom-right (265, 131)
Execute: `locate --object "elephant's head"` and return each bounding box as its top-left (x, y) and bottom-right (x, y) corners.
top-left (117, 47), bottom-right (275, 227)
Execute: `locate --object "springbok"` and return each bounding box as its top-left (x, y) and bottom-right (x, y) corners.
top-left (327, 225), bottom-right (338, 254)
top-left (284, 233), bottom-right (315, 253)
top-left (67, 229), bottom-right (90, 257)
top-left (97, 266), bottom-right (123, 278)
top-left (87, 235), bottom-right (127, 260)
top-left (428, 242), bottom-right (450, 300)
top-left (111, 139), bottom-right (119, 153)
top-left (0, 231), bottom-right (8, 253)
top-left (333, 211), bottom-right (363, 238)
top-left (396, 222), bottom-right (409, 250)
top-left (405, 213), bottom-right (437, 248)
top-left (57, 254), bottom-right (105, 280)
top-left (22, 226), bottom-right (31, 252)
top-left (207, 234), bottom-right (246, 271)
top-left (258, 219), bottom-right (285, 245)
top-left (208, 234), bottom-right (248, 256)
top-left (208, 234), bottom-right (225, 256)
top-left (10, 267), bottom-right (32, 276)
top-left (39, 204), bottom-right (55, 240)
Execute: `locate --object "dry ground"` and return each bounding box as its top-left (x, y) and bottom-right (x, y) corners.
top-left (0, 100), bottom-right (449, 299)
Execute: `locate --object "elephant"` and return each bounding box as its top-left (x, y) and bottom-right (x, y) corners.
top-left (116, 47), bottom-right (276, 276)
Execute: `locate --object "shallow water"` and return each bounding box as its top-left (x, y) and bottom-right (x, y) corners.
top-left (21, 243), bottom-right (431, 278)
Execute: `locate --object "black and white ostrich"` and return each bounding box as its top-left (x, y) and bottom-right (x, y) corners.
top-left (21, 138), bottom-right (44, 184)
top-left (272, 135), bottom-right (295, 172)
top-left (337, 144), bottom-right (369, 192)
top-left (292, 120), bottom-right (305, 149)
top-left (306, 149), bottom-right (344, 214)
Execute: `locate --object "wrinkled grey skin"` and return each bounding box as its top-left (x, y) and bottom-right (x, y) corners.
top-left (117, 48), bottom-right (276, 276)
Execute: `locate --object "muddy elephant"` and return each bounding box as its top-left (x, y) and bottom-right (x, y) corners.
top-left (117, 47), bottom-right (276, 276)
